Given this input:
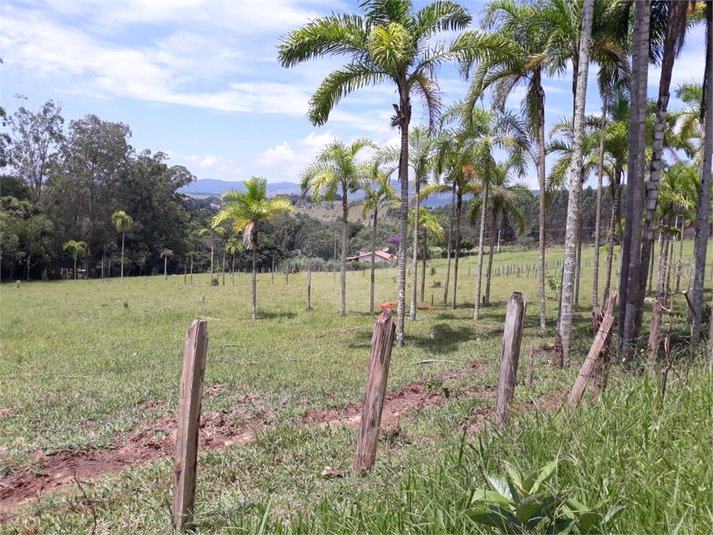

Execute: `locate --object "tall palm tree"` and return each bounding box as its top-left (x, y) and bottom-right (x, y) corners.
top-left (637, 1), bottom-right (692, 336)
top-left (618, 0), bottom-right (651, 359)
top-left (377, 126), bottom-right (435, 320)
top-left (213, 177), bottom-right (295, 320)
top-left (278, 0), bottom-right (510, 346)
top-left (464, 0), bottom-right (549, 329)
top-left (62, 239), bottom-right (87, 281)
top-left (111, 210), bottom-right (133, 282)
top-left (301, 138), bottom-right (374, 317)
top-left (557, 0), bottom-right (595, 364)
top-left (354, 167), bottom-right (398, 313)
top-left (691, 1), bottom-right (713, 344)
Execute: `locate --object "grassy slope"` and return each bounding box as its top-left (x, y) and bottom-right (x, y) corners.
top-left (0, 245), bottom-right (711, 534)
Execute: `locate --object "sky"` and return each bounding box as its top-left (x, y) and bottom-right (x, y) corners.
top-left (0, 0), bottom-right (708, 190)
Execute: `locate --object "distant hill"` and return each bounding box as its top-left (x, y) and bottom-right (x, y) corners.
top-left (181, 178), bottom-right (454, 207)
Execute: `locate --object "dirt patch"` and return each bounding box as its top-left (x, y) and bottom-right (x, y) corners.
top-left (0, 366), bottom-right (559, 520)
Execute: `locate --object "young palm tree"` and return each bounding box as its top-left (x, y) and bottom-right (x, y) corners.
top-left (226, 237), bottom-right (241, 286)
top-left (111, 210), bottom-right (133, 282)
top-left (354, 167), bottom-right (398, 313)
top-left (62, 240), bottom-right (87, 281)
top-left (278, 0), bottom-right (510, 346)
top-left (301, 138), bottom-right (375, 317)
top-left (409, 206), bottom-right (445, 303)
top-left (468, 162), bottom-right (527, 306)
top-left (213, 177), bottom-right (295, 320)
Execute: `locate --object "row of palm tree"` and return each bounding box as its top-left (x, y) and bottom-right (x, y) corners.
top-left (279, 0), bottom-right (712, 357)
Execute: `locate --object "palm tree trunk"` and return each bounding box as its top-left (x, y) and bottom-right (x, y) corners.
top-left (190, 254), bottom-right (193, 284)
top-left (443, 183), bottom-right (455, 307)
top-left (421, 228), bottom-right (427, 303)
top-left (164, 255), bottom-right (168, 279)
top-left (341, 195), bottom-right (349, 317)
top-left (209, 240), bottom-right (214, 283)
top-left (222, 250), bottom-right (226, 285)
top-left (121, 231), bottom-right (125, 282)
top-left (232, 254), bottom-right (236, 286)
top-left (619, 0), bottom-right (651, 357)
top-left (603, 168), bottom-right (622, 304)
top-left (593, 90), bottom-right (609, 309)
top-left (74, 256), bottom-right (78, 281)
top-left (637, 1), bottom-right (688, 334)
top-left (370, 209), bottom-right (378, 313)
top-left (657, 229), bottom-right (668, 296)
top-left (676, 217), bottom-right (684, 293)
top-left (558, 0), bottom-right (595, 363)
top-left (474, 182), bottom-right (489, 321)
top-left (574, 209), bottom-right (583, 307)
top-left (252, 229), bottom-right (258, 320)
top-left (396, 88), bottom-right (411, 347)
top-left (485, 210), bottom-right (497, 306)
top-left (648, 235), bottom-right (656, 294)
top-left (691, 1), bottom-right (713, 343)
top-left (535, 69), bottom-right (547, 331)
top-left (452, 192), bottom-right (462, 310)
top-left (410, 183), bottom-right (420, 321)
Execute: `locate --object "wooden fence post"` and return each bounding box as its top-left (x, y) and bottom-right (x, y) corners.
top-left (495, 292), bottom-right (527, 428)
top-left (354, 309), bottom-right (396, 472)
top-left (568, 292), bottom-right (617, 408)
top-left (172, 320), bottom-right (209, 533)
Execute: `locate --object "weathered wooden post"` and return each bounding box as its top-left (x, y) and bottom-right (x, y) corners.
top-left (354, 309), bottom-right (396, 472)
top-left (495, 292), bottom-right (527, 428)
top-left (568, 292), bottom-right (617, 407)
top-left (172, 320), bottom-right (209, 533)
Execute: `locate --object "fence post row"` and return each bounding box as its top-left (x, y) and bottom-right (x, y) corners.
top-left (354, 309), bottom-right (396, 472)
top-left (495, 292), bottom-right (527, 429)
top-left (172, 320), bottom-right (209, 533)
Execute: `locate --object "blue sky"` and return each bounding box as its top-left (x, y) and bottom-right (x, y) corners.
top-left (1, 0), bottom-right (707, 189)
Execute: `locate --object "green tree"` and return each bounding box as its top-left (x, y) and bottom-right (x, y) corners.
top-left (111, 210), bottom-right (133, 282)
top-left (409, 205), bottom-right (445, 302)
top-left (213, 177), bottom-right (294, 320)
top-left (226, 237), bottom-right (242, 285)
top-left (160, 248), bottom-right (173, 279)
top-left (278, 0), bottom-right (506, 345)
top-left (301, 138), bottom-right (374, 317)
top-left (62, 240), bottom-right (87, 280)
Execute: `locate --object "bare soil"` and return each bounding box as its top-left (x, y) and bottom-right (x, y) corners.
top-left (0, 362), bottom-right (565, 521)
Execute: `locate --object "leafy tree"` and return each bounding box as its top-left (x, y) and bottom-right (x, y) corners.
top-left (6, 100), bottom-right (64, 203)
top-left (62, 240), bottom-right (87, 280)
top-left (160, 248), bottom-right (173, 279)
top-left (213, 177), bottom-right (295, 320)
top-left (301, 138), bottom-right (374, 317)
top-left (111, 210), bottom-right (133, 282)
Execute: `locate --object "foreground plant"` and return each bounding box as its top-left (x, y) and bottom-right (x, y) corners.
top-left (469, 459), bottom-right (624, 534)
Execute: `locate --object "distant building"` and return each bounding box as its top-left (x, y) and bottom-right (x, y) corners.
top-left (346, 250), bottom-right (397, 263)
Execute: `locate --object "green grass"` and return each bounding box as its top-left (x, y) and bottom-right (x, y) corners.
top-left (1, 245), bottom-right (711, 534)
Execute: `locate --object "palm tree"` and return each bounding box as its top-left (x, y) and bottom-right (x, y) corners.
top-left (377, 126), bottom-right (435, 320)
top-left (557, 0), bottom-right (595, 364)
top-left (213, 177), bottom-right (295, 320)
top-left (160, 248), bottom-right (173, 280)
top-left (301, 138), bottom-right (375, 317)
top-left (111, 210), bottom-right (133, 282)
top-left (618, 0), bottom-right (651, 359)
top-left (199, 226), bottom-right (226, 285)
top-left (409, 206), bottom-right (445, 303)
top-left (354, 165), bottom-right (398, 313)
top-left (278, 0), bottom-right (510, 346)
top-left (226, 237), bottom-right (241, 285)
top-left (62, 240), bottom-right (87, 281)
top-left (468, 161), bottom-right (527, 307)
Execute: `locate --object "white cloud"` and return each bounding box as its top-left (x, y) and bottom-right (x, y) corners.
top-left (199, 155), bottom-right (222, 168)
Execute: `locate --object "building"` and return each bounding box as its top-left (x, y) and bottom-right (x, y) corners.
top-left (346, 250), bottom-right (397, 263)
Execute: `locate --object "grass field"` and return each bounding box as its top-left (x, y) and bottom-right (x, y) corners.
top-left (1, 245), bottom-right (711, 534)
